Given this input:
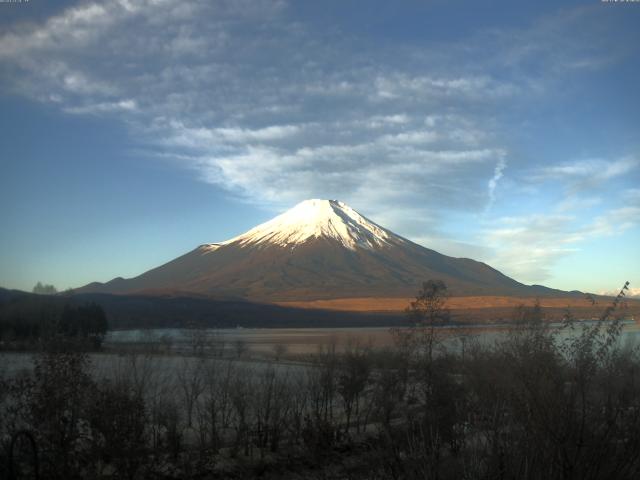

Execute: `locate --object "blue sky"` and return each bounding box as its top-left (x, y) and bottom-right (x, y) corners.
top-left (1, 0), bottom-right (638, 296)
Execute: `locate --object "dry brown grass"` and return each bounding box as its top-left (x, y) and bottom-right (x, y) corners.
top-left (277, 295), bottom-right (640, 315)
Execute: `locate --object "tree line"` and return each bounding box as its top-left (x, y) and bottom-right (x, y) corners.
top-left (0, 294), bottom-right (108, 349)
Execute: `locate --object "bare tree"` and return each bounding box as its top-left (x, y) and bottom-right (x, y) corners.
top-left (197, 359), bottom-right (236, 453)
top-left (337, 342), bottom-right (371, 434)
top-left (405, 279), bottom-right (450, 363)
top-left (229, 367), bottom-right (252, 457)
top-left (177, 357), bottom-right (205, 428)
top-left (234, 339), bottom-right (248, 359)
top-left (273, 343), bottom-right (288, 361)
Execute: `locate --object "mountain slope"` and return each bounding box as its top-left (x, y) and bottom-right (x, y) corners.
top-left (79, 199), bottom-right (571, 301)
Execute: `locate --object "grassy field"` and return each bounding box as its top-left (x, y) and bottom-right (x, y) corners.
top-left (277, 295), bottom-right (640, 322)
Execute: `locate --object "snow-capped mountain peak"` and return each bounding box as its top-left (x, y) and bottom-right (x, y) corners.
top-left (222, 199), bottom-right (401, 250)
top-left (79, 198), bottom-right (550, 301)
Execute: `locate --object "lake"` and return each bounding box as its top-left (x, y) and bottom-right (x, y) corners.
top-left (105, 320), bottom-right (640, 356)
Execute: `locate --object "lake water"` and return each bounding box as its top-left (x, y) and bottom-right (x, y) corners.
top-left (106, 326), bottom-right (396, 355)
top-left (105, 320), bottom-right (640, 356)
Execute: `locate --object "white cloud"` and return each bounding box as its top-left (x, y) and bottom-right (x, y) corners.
top-left (215, 125), bottom-right (301, 143)
top-left (599, 287), bottom-right (640, 299)
top-left (163, 122), bottom-right (302, 148)
top-left (584, 206), bottom-right (640, 237)
top-left (373, 74), bottom-right (519, 101)
top-left (537, 156), bottom-right (638, 181)
top-left (483, 214), bottom-right (581, 281)
top-left (0, 3), bottom-right (115, 58)
top-left (486, 156), bottom-right (507, 211)
top-left (483, 202), bottom-right (640, 283)
top-left (489, 6), bottom-right (629, 74)
top-left (556, 195), bottom-right (602, 212)
top-left (380, 130), bottom-right (440, 145)
top-left (65, 99), bottom-right (138, 114)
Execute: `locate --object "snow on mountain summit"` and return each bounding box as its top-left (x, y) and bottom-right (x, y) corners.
top-left (223, 199), bottom-right (401, 250)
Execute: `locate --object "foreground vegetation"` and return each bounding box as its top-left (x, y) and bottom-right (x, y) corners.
top-left (1, 282), bottom-right (638, 479)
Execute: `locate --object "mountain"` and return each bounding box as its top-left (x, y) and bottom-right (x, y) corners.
top-left (79, 199), bottom-right (571, 301)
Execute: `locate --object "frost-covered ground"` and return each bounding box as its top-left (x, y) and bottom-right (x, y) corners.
top-left (0, 351), bottom-right (306, 381)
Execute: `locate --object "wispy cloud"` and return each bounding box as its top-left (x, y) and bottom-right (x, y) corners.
top-left (483, 199), bottom-right (640, 283)
top-left (64, 99), bottom-right (138, 114)
top-left (487, 5), bottom-right (631, 74)
top-left (483, 214), bottom-right (580, 282)
top-left (584, 206), bottom-right (640, 237)
top-left (486, 156), bottom-right (507, 212)
top-left (535, 156), bottom-right (639, 182)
